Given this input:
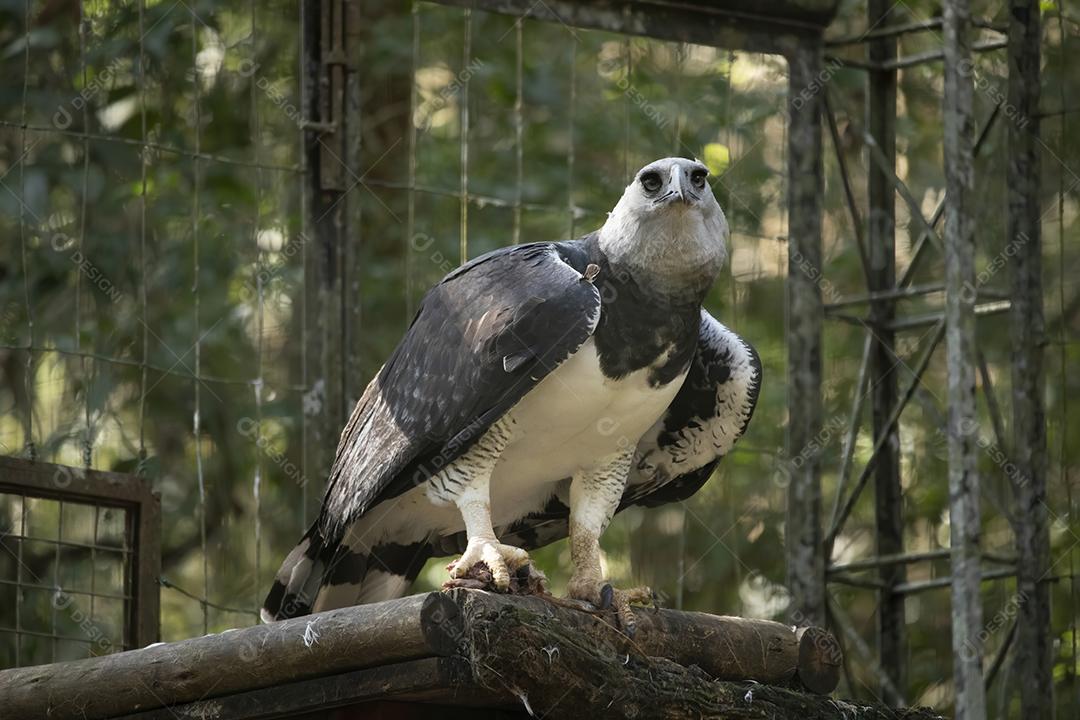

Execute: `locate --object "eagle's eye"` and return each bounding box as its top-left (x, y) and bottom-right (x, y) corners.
top-left (690, 169), bottom-right (707, 189)
top-left (640, 171), bottom-right (662, 193)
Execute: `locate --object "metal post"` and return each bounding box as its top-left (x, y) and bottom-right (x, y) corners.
top-left (785, 39), bottom-right (826, 627)
top-left (307, 0), bottom-right (351, 478)
top-left (866, 0), bottom-right (904, 703)
top-left (342, 0), bottom-right (364, 410)
top-left (1007, 0), bottom-right (1052, 715)
top-left (942, 1), bottom-right (987, 717)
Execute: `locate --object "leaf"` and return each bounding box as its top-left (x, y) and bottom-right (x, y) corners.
top-left (702, 143), bottom-right (730, 176)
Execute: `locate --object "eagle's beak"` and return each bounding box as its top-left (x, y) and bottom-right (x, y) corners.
top-left (670, 172), bottom-right (691, 205)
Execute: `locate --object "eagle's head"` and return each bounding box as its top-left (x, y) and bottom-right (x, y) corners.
top-left (599, 157), bottom-right (728, 300)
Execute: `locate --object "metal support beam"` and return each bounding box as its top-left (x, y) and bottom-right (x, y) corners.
top-left (1006, 0), bottom-right (1052, 716)
top-left (866, 0), bottom-right (904, 702)
top-left (341, 0), bottom-right (365, 411)
top-left (785, 39), bottom-right (825, 627)
top-left (306, 0), bottom-right (359, 480)
top-left (432, 0), bottom-right (837, 56)
top-left (942, 1), bottom-right (987, 717)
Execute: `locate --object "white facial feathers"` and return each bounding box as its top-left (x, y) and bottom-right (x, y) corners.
top-left (598, 157), bottom-right (728, 296)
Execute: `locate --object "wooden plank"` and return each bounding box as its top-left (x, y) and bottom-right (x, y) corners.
top-left (0, 456), bottom-right (155, 508)
top-left (0, 589), bottom-right (844, 718)
top-left (132, 479), bottom-right (161, 648)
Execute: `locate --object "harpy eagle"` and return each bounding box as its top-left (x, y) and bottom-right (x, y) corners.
top-left (263, 157), bottom-right (761, 623)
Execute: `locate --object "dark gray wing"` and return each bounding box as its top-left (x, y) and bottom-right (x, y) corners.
top-left (493, 308), bottom-right (761, 550)
top-left (318, 242), bottom-right (601, 543)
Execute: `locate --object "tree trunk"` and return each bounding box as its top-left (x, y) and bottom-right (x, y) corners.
top-left (942, 1), bottom-right (987, 718)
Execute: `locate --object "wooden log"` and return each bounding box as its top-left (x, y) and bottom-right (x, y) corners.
top-left (0, 594), bottom-right (442, 720)
top-left (0, 590), bottom-right (890, 719)
top-left (429, 589), bottom-right (841, 693)
top-left (449, 590), bottom-right (938, 720)
top-left (111, 658), bottom-right (504, 720)
top-left (796, 626), bottom-right (843, 694)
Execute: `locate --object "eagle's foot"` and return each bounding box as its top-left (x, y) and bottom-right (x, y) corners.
top-left (566, 579), bottom-right (654, 637)
top-left (443, 560), bottom-right (548, 596)
top-left (511, 561), bottom-right (549, 595)
top-left (447, 538), bottom-right (530, 592)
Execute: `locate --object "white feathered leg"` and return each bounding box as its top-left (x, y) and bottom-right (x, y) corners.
top-left (450, 491), bottom-right (530, 590)
top-left (565, 448), bottom-right (653, 634)
top-left (428, 417), bottom-right (530, 590)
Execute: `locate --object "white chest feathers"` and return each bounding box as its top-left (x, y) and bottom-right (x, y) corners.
top-left (490, 339), bottom-right (687, 498)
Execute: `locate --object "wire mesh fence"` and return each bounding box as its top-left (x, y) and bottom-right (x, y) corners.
top-left (0, 0), bottom-right (308, 645)
top-left (0, 0), bottom-right (790, 654)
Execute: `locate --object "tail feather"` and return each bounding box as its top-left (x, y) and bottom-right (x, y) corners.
top-left (261, 523), bottom-right (325, 622)
top-left (262, 523), bottom-right (433, 622)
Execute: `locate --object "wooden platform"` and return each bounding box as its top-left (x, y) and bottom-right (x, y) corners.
top-left (0, 589), bottom-right (942, 719)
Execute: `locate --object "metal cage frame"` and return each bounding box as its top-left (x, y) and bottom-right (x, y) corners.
top-left (0, 0), bottom-right (1061, 714)
top-left (0, 456), bottom-right (161, 662)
